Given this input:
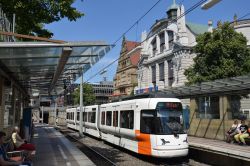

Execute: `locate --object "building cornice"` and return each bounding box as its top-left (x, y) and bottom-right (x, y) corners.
top-left (144, 45), bottom-right (192, 65)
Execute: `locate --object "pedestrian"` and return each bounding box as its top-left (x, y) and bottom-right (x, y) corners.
top-left (183, 105), bottom-right (190, 130)
top-left (234, 120), bottom-right (249, 145)
top-left (0, 131), bottom-right (31, 166)
top-left (12, 126), bottom-right (35, 159)
top-left (225, 119), bottom-right (239, 143)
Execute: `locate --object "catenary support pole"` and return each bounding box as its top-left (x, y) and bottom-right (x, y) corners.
top-left (54, 102), bottom-right (57, 126)
top-left (79, 69), bottom-right (83, 136)
top-left (41, 106), bottom-right (44, 124)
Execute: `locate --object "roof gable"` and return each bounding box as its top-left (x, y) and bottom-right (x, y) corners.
top-left (125, 40), bottom-right (140, 52)
top-left (130, 49), bottom-right (141, 66)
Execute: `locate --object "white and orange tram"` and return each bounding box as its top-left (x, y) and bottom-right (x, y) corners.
top-left (66, 97), bottom-right (188, 158)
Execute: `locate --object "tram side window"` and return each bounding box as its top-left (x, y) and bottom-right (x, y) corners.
top-left (88, 112), bottom-right (96, 123)
top-left (101, 112), bottom-right (105, 125)
top-left (70, 113), bottom-right (73, 120)
top-left (92, 112), bottom-right (96, 123)
top-left (77, 112), bottom-right (80, 121)
top-left (106, 111), bottom-right (112, 126)
top-left (113, 111), bottom-right (118, 127)
top-left (141, 110), bottom-right (155, 134)
top-left (66, 113), bottom-right (69, 119)
top-left (83, 112), bottom-right (87, 122)
top-left (88, 112), bottom-right (91, 122)
top-left (72, 112), bottom-right (75, 120)
top-left (120, 110), bottom-right (134, 129)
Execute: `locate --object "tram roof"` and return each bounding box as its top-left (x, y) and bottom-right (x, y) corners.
top-left (0, 41), bottom-right (113, 96)
top-left (161, 74), bottom-right (250, 98)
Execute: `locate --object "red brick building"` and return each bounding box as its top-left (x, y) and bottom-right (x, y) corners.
top-left (113, 37), bottom-right (141, 96)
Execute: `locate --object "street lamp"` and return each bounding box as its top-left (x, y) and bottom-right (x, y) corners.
top-left (201, 0), bottom-right (222, 10)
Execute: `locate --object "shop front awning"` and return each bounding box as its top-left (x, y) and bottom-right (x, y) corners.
top-left (0, 41), bottom-right (113, 96)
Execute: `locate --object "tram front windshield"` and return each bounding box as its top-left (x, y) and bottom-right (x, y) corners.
top-left (140, 102), bottom-right (184, 135)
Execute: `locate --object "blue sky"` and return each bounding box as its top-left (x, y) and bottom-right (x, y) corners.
top-left (45, 0), bottom-right (250, 83)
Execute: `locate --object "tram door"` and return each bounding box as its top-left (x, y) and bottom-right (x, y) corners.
top-left (113, 105), bottom-right (119, 134)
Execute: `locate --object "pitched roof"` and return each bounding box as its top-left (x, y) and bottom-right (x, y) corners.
top-left (130, 49), bottom-right (141, 66)
top-left (186, 22), bottom-right (208, 35)
top-left (125, 40), bottom-right (140, 52)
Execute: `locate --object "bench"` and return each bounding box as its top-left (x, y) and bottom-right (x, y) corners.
top-left (3, 138), bottom-right (27, 162)
top-left (245, 137), bottom-right (250, 145)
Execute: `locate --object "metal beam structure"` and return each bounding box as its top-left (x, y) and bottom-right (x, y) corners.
top-left (0, 54), bottom-right (98, 60)
top-left (0, 41), bottom-right (112, 96)
top-left (49, 47), bottom-right (72, 93)
top-left (162, 74), bottom-right (250, 98)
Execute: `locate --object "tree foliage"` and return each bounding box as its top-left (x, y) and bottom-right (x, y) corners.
top-left (72, 84), bottom-right (96, 106)
top-left (0, 0), bottom-right (84, 38)
top-left (184, 22), bottom-right (250, 85)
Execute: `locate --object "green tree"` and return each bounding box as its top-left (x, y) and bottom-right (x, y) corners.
top-left (73, 84), bottom-right (96, 106)
top-left (0, 0), bottom-right (84, 38)
top-left (184, 22), bottom-right (250, 85)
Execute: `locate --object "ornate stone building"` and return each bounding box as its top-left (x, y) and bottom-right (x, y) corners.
top-left (135, 2), bottom-right (209, 95)
top-left (113, 38), bottom-right (141, 96)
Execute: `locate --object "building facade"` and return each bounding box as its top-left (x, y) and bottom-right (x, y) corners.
top-left (91, 81), bottom-right (114, 105)
top-left (135, 2), bottom-right (208, 95)
top-left (113, 38), bottom-right (141, 96)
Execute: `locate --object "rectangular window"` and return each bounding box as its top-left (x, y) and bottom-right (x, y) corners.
top-left (88, 112), bottom-right (91, 122)
top-left (168, 31), bottom-right (174, 49)
top-left (101, 111), bottom-right (105, 125)
top-left (151, 38), bottom-right (157, 55)
top-left (168, 60), bottom-right (174, 87)
top-left (159, 62), bottom-right (165, 81)
top-left (113, 111), bottom-right (118, 127)
top-left (106, 111), bottom-right (112, 126)
top-left (77, 112), bottom-right (80, 121)
top-left (83, 112), bottom-right (87, 122)
top-left (152, 65), bottom-right (156, 83)
top-left (197, 96), bottom-right (220, 119)
top-left (159, 33), bottom-right (165, 52)
top-left (88, 112), bottom-right (96, 123)
top-left (120, 110), bottom-right (134, 129)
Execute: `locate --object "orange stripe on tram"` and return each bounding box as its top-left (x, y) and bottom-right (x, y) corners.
top-left (135, 130), bottom-right (151, 156)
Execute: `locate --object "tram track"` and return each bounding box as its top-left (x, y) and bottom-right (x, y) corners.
top-left (58, 127), bottom-right (190, 166)
top-left (60, 129), bottom-right (117, 166)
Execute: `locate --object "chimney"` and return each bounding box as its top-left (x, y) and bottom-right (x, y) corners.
top-left (208, 20), bottom-right (213, 32)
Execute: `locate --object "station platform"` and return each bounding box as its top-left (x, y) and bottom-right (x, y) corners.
top-left (32, 124), bottom-right (94, 166)
top-left (189, 136), bottom-right (250, 165)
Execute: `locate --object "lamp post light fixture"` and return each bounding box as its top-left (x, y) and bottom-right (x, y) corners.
top-left (201, 0), bottom-right (222, 10)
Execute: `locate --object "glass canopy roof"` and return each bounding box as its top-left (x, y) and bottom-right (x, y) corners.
top-left (162, 74), bottom-right (250, 98)
top-left (0, 41), bottom-right (113, 96)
